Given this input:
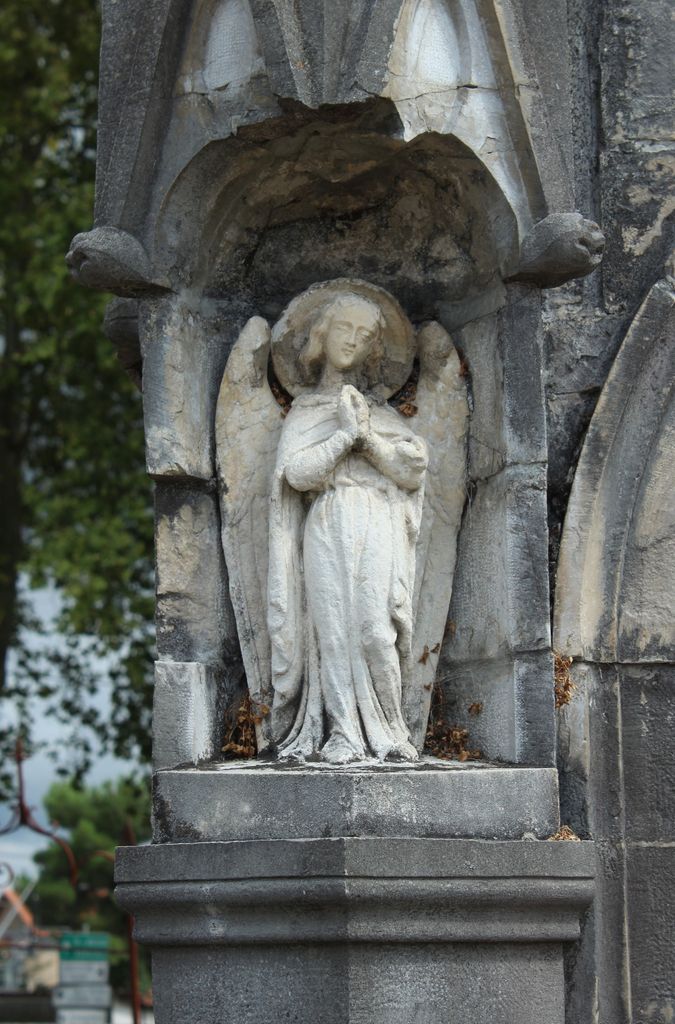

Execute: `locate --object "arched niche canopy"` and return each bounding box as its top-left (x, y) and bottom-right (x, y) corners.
top-left (155, 101), bottom-right (518, 324)
top-left (162, 0), bottom-right (552, 239)
top-left (88, 0), bottom-right (579, 297)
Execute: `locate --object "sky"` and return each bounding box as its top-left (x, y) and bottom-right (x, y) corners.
top-left (0, 743), bottom-right (132, 880)
top-left (1, 587), bottom-right (137, 880)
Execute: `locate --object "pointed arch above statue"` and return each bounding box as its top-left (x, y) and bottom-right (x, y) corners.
top-left (243, 0), bottom-right (570, 232)
top-left (81, 0), bottom-right (602, 301)
top-left (382, 0), bottom-right (547, 235)
top-left (93, 0), bottom-right (574, 239)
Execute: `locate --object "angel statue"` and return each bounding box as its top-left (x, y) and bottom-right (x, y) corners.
top-left (215, 279), bottom-right (469, 764)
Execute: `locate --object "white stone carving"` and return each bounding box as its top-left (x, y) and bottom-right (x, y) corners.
top-left (383, 0), bottom-right (546, 241)
top-left (216, 280), bottom-right (469, 762)
top-left (178, 0), bottom-right (265, 95)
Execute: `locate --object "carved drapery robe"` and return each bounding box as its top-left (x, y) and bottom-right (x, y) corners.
top-left (268, 393), bottom-right (428, 761)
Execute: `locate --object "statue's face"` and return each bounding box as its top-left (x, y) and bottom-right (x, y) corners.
top-left (323, 301), bottom-right (380, 371)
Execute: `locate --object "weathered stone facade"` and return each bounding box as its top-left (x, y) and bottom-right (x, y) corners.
top-left (548, 4), bottom-right (674, 1020)
top-left (69, 0), bottom-right (673, 1020)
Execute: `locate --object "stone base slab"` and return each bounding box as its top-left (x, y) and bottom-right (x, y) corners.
top-left (116, 837), bottom-right (594, 1024)
top-left (153, 759), bottom-right (560, 841)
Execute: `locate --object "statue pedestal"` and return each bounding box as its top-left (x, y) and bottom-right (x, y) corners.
top-left (117, 763), bottom-right (592, 1024)
top-left (152, 758), bottom-right (560, 842)
top-left (116, 834), bottom-right (593, 1024)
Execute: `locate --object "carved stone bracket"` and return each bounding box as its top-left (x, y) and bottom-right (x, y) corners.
top-left (66, 226), bottom-right (169, 296)
top-left (508, 212), bottom-right (605, 288)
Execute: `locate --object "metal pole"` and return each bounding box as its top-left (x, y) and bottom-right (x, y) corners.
top-left (122, 819), bottom-right (142, 1024)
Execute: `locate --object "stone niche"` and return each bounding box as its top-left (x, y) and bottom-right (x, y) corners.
top-left (142, 106), bottom-right (558, 784)
top-left (67, 0), bottom-right (606, 1020)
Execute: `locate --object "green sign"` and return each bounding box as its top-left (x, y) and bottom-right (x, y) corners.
top-left (60, 932), bottom-right (109, 961)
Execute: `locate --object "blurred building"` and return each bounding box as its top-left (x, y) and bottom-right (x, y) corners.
top-left (0, 885), bottom-right (58, 992)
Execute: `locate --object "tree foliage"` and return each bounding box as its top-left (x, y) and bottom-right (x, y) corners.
top-left (0, 0), bottom-right (154, 785)
top-left (29, 777), bottom-right (152, 993)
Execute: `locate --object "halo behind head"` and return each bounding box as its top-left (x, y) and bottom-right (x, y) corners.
top-left (271, 279), bottom-right (415, 398)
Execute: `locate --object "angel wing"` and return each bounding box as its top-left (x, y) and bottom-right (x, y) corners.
top-left (215, 316), bottom-right (284, 751)
top-left (404, 322), bottom-right (470, 749)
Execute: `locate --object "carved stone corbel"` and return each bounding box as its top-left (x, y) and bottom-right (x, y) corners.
top-left (66, 225), bottom-right (168, 296)
top-left (508, 212), bottom-right (605, 288)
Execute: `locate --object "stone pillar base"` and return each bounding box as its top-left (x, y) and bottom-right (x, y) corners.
top-left (116, 838), bottom-right (593, 1024)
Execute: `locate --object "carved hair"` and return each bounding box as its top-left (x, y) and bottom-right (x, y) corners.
top-left (299, 295), bottom-right (385, 381)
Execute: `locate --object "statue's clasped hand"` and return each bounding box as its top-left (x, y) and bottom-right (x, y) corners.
top-left (338, 384), bottom-right (371, 449)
